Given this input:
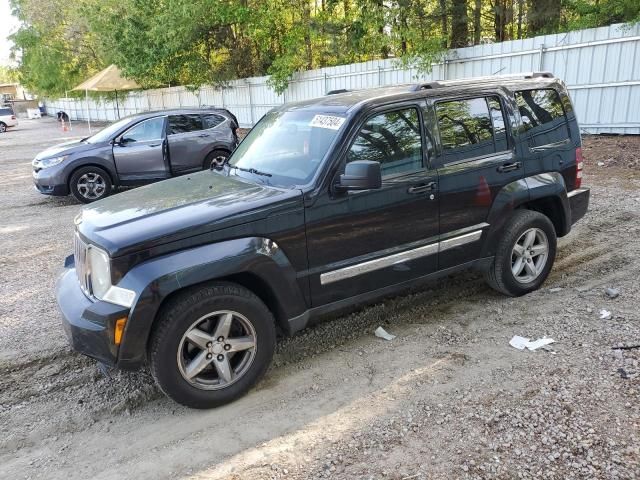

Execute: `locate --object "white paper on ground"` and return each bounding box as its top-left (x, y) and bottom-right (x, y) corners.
top-left (509, 335), bottom-right (555, 351)
top-left (374, 326), bottom-right (396, 341)
top-left (509, 335), bottom-right (530, 350)
top-left (600, 309), bottom-right (612, 320)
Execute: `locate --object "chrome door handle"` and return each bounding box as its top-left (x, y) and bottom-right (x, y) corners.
top-left (497, 161), bottom-right (521, 173)
top-left (408, 182), bottom-right (437, 194)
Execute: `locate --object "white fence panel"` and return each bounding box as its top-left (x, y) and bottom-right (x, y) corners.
top-left (44, 23), bottom-right (640, 134)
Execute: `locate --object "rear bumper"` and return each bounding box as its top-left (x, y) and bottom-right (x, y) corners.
top-left (56, 267), bottom-right (130, 366)
top-left (568, 187), bottom-right (590, 225)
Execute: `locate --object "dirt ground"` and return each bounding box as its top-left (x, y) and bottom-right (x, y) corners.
top-left (0, 118), bottom-right (639, 480)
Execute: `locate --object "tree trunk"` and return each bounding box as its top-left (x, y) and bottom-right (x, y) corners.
top-left (517, 0), bottom-right (524, 38)
top-left (439, 0), bottom-right (449, 48)
top-left (450, 0), bottom-right (469, 48)
top-left (473, 0), bottom-right (481, 44)
top-left (302, 0), bottom-right (313, 68)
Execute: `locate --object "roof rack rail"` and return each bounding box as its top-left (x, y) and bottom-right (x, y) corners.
top-left (326, 89), bottom-right (350, 95)
top-left (412, 71), bottom-right (555, 91)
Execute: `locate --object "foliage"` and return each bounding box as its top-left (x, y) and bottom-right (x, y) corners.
top-left (7, 0), bottom-right (640, 97)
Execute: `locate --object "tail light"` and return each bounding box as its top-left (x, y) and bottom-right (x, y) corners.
top-left (11, 115), bottom-right (16, 120)
top-left (574, 147), bottom-right (583, 189)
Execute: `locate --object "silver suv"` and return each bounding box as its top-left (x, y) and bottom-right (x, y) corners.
top-left (33, 108), bottom-right (239, 203)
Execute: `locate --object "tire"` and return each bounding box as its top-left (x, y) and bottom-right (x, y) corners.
top-left (203, 149), bottom-right (230, 170)
top-left (484, 209), bottom-right (557, 297)
top-left (0, 122), bottom-right (6, 133)
top-left (69, 166), bottom-right (113, 203)
top-left (149, 282), bottom-right (276, 409)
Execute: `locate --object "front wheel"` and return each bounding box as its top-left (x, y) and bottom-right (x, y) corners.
top-left (203, 149), bottom-right (230, 171)
top-left (0, 122), bottom-right (6, 133)
top-left (485, 210), bottom-right (557, 297)
top-left (69, 166), bottom-right (113, 203)
top-left (149, 282), bottom-right (276, 409)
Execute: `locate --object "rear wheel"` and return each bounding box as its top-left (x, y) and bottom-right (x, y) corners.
top-left (149, 282), bottom-right (276, 409)
top-left (203, 149), bottom-right (230, 171)
top-left (69, 166), bottom-right (113, 203)
top-left (0, 122), bottom-right (6, 133)
top-left (485, 210), bottom-right (557, 296)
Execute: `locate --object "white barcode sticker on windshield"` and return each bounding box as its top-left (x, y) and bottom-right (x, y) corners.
top-left (309, 114), bottom-right (346, 130)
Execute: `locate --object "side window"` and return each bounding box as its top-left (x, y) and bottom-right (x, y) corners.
top-left (348, 108), bottom-right (423, 177)
top-left (487, 97), bottom-right (508, 152)
top-left (515, 89), bottom-right (570, 147)
top-left (122, 117), bottom-right (165, 142)
top-left (168, 114), bottom-right (203, 135)
top-left (436, 97), bottom-right (498, 163)
top-left (203, 114), bottom-right (226, 129)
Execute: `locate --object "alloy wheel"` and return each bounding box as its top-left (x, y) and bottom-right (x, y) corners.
top-left (177, 310), bottom-right (257, 390)
top-left (511, 227), bottom-right (549, 284)
top-left (210, 155), bottom-right (228, 170)
top-left (76, 172), bottom-right (106, 200)
top-left (0, 123), bottom-right (6, 133)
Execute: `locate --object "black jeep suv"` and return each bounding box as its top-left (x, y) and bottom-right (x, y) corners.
top-left (56, 72), bottom-right (589, 408)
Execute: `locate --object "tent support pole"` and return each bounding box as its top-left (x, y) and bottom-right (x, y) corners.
top-left (85, 89), bottom-right (92, 133)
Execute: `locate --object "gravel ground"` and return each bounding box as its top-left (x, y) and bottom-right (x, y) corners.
top-left (0, 119), bottom-right (639, 480)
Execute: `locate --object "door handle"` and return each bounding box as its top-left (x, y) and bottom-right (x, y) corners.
top-left (149, 143), bottom-right (161, 147)
top-left (407, 181), bottom-right (437, 194)
top-left (497, 161), bottom-right (521, 173)
top-left (197, 134), bottom-right (210, 138)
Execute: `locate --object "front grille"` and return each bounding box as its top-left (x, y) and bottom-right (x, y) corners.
top-left (74, 233), bottom-right (91, 296)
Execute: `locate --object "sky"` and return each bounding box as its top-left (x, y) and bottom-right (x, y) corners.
top-left (0, 0), bottom-right (20, 66)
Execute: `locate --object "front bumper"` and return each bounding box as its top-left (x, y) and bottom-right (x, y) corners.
top-left (33, 166), bottom-right (70, 196)
top-left (56, 267), bottom-right (130, 366)
top-left (568, 187), bottom-right (590, 225)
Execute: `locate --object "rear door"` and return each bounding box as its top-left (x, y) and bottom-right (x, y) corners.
top-left (431, 92), bottom-right (522, 270)
top-left (166, 114), bottom-right (209, 173)
top-left (112, 116), bottom-right (168, 180)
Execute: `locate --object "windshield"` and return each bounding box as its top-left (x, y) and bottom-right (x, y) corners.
top-left (228, 110), bottom-right (346, 187)
top-left (85, 117), bottom-right (134, 144)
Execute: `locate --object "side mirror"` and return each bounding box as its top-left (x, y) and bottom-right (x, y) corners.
top-left (337, 160), bottom-right (382, 191)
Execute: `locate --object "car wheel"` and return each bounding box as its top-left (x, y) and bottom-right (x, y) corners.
top-left (0, 122), bottom-right (6, 133)
top-left (149, 282), bottom-right (276, 409)
top-left (69, 166), bottom-right (113, 203)
top-left (203, 149), bottom-right (230, 171)
top-left (485, 209), bottom-right (557, 297)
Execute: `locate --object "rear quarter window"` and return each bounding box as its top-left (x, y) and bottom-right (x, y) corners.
top-left (0, 108), bottom-right (12, 115)
top-left (515, 89), bottom-right (570, 147)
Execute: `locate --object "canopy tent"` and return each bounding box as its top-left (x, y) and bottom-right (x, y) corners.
top-left (72, 64), bottom-right (141, 132)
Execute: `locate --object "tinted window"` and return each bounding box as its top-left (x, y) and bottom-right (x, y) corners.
top-left (203, 114), bottom-right (226, 129)
top-left (515, 89), bottom-right (569, 147)
top-left (436, 97), bottom-right (500, 162)
top-left (488, 97), bottom-right (508, 152)
top-left (0, 108), bottom-right (12, 115)
top-left (168, 114), bottom-right (202, 134)
top-left (348, 108), bottom-right (423, 176)
top-left (122, 117), bottom-right (165, 142)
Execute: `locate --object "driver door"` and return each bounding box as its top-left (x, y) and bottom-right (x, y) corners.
top-left (112, 116), bottom-right (168, 180)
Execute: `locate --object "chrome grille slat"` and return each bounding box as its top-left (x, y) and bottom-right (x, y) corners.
top-left (74, 233), bottom-right (91, 296)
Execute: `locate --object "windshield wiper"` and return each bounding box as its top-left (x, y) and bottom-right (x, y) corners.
top-left (230, 165), bottom-right (273, 178)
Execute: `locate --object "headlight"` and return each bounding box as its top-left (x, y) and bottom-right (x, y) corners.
top-left (88, 247), bottom-right (111, 299)
top-left (88, 246), bottom-right (135, 308)
top-left (37, 155), bottom-right (68, 169)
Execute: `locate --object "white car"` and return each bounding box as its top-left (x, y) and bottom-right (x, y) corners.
top-left (0, 107), bottom-right (18, 133)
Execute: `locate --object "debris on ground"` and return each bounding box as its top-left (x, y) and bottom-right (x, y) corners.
top-left (374, 326), bottom-right (396, 341)
top-left (600, 309), bottom-right (612, 320)
top-left (606, 287), bottom-right (620, 299)
top-left (509, 335), bottom-right (555, 351)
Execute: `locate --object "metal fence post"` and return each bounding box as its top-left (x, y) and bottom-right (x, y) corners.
top-left (538, 44), bottom-right (546, 71)
top-left (324, 72), bottom-right (329, 93)
top-left (378, 65), bottom-right (383, 86)
top-left (246, 80), bottom-right (254, 126)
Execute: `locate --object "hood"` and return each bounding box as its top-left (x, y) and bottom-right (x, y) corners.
top-left (34, 139), bottom-right (97, 160)
top-left (76, 171), bottom-right (302, 257)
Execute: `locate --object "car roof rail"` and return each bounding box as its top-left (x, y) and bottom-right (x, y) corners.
top-left (412, 71), bottom-right (555, 90)
top-left (326, 89), bottom-right (350, 95)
